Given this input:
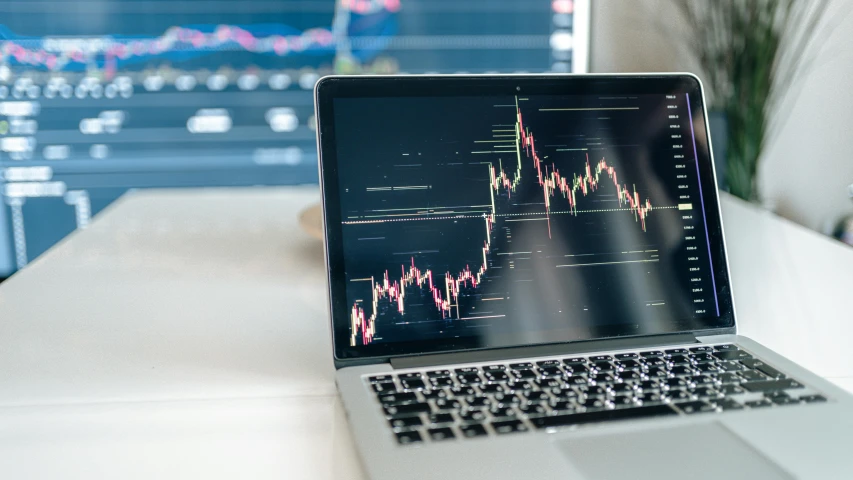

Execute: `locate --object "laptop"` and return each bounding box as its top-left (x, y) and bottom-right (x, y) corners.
top-left (314, 74), bottom-right (853, 479)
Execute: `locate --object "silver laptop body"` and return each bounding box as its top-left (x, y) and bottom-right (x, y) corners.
top-left (315, 73), bottom-right (853, 480)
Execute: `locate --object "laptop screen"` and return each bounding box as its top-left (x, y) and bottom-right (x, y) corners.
top-left (317, 75), bottom-right (734, 361)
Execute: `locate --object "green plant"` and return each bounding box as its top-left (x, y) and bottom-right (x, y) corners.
top-left (672, 0), bottom-right (829, 202)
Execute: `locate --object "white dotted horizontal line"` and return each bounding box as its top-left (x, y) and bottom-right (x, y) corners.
top-left (342, 206), bottom-right (677, 225)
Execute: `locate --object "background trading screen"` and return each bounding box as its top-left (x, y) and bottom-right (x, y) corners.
top-left (0, 0), bottom-right (589, 277)
top-left (334, 93), bottom-right (719, 349)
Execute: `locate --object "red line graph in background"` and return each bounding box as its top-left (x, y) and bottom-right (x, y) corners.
top-left (350, 99), bottom-right (654, 346)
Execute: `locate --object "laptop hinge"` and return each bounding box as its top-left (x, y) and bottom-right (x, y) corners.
top-left (390, 333), bottom-right (699, 370)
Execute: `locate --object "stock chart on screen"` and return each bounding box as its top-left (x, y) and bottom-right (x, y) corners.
top-left (0, 0), bottom-right (589, 277)
top-left (333, 92), bottom-right (718, 348)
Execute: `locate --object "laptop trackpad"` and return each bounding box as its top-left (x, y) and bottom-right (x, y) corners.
top-left (557, 422), bottom-right (793, 479)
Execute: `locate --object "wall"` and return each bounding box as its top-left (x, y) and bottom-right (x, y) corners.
top-left (589, 0), bottom-right (853, 232)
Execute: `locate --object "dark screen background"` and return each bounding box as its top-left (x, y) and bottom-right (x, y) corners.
top-left (333, 92), bottom-right (719, 352)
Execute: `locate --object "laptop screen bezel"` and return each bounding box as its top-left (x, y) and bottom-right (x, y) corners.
top-left (315, 74), bottom-right (736, 366)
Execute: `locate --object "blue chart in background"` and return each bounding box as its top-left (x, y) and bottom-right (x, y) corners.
top-left (0, 0), bottom-right (581, 277)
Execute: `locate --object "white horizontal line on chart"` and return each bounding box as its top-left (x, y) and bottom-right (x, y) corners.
top-left (341, 206), bottom-right (678, 224)
top-left (539, 107), bottom-right (640, 111)
top-left (459, 314), bottom-right (507, 320)
top-left (555, 259), bottom-right (660, 268)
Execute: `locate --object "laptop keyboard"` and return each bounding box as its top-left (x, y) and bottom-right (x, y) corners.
top-left (366, 344), bottom-right (828, 445)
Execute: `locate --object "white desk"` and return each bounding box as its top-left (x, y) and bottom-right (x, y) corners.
top-left (0, 187), bottom-right (851, 479)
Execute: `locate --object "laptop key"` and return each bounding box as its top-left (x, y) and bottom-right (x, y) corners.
top-left (668, 355), bottom-right (690, 366)
top-left (720, 385), bottom-right (745, 395)
top-left (537, 359), bottom-right (562, 368)
top-left (636, 392), bottom-right (664, 404)
top-left (739, 370), bottom-right (768, 382)
top-left (644, 358), bottom-right (667, 369)
top-left (591, 361), bottom-right (615, 373)
top-left (493, 393), bottom-right (521, 405)
top-left (640, 350), bottom-right (665, 358)
top-left (551, 400), bottom-right (576, 412)
top-left (693, 388), bottom-right (722, 399)
top-left (717, 398), bottom-right (745, 411)
top-left (420, 389), bottom-right (447, 400)
top-left (536, 378), bottom-right (563, 389)
top-left (369, 375), bottom-right (394, 384)
top-left (510, 362), bottom-right (534, 370)
top-left (483, 365), bottom-right (505, 372)
top-left (690, 353), bottom-right (715, 364)
top-left (740, 358), bottom-right (786, 379)
top-left (564, 364), bottom-right (589, 375)
top-left (745, 399), bottom-right (773, 409)
top-left (512, 369), bottom-right (537, 380)
top-left (389, 416), bottom-right (423, 429)
top-left (539, 367), bottom-right (563, 378)
top-left (580, 398), bottom-right (606, 410)
top-left (492, 420), bottom-right (528, 434)
top-left (523, 390), bottom-right (551, 402)
top-left (458, 373), bottom-right (483, 385)
top-left (430, 377), bottom-right (454, 388)
top-left (459, 424), bottom-right (488, 438)
top-left (669, 366), bottom-right (693, 376)
top-left (372, 383), bottom-right (398, 394)
top-left (427, 413), bottom-right (454, 425)
top-left (459, 410), bottom-right (488, 422)
top-left (427, 370), bottom-right (452, 378)
top-left (428, 427), bottom-right (455, 441)
top-left (665, 378), bottom-right (689, 389)
top-left (490, 407), bottom-right (517, 419)
top-left (713, 350), bottom-right (752, 361)
top-left (582, 386), bottom-right (607, 397)
top-left (615, 359), bottom-right (640, 370)
top-left (434, 399), bottom-right (461, 412)
top-left (799, 394), bottom-right (827, 403)
top-left (378, 392), bottom-right (418, 405)
top-left (532, 404), bottom-right (677, 429)
top-left (615, 353), bottom-right (639, 360)
top-left (456, 367), bottom-right (479, 374)
top-left (450, 386), bottom-right (477, 396)
top-left (718, 361), bottom-right (746, 373)
top-left (567, 377), bottom-right (589, 387)
top-left (479, 384), bottom-right (503, 394)
top-left (466, 396), bottom-right (491, 408)
top-left (609, 383), bottom-right (635, 395)
top-left (590, 355), bottom-right (613, 362)
top-left (518, 404), bottom-right (548, 416)
top-left (609, 396), bottom-right (634, 409)
top-left (617, 371), bottom-right (643, 382)
top-left (714, 344), bottom-right (739, 351)
top-left (677, 400), bottom-right (716, 414)
top-left (396, 430), bottom-right (423, 445)
top-left (718, 373), bottom-right (741, 384)
top-left (485, 371), bottom-right (509, 382)
top-left (689, 346), bottom-right (715, 353)
top-left (691, 375), bottom-right (716, 387)
top-left (589, 374), bottom-right (615, 385)
top-left (385, 402), bottom-right (432, 416)
top-left (771, 396), bottom-right (801, 406)
top-left (667, 390), bottom-right (692, 402)
top-left (563, 357), bottom-right (587, 365)
top-left (665, 348), bottom-right (690, 356)
top-left (401, 379), bottom-right (427, 390)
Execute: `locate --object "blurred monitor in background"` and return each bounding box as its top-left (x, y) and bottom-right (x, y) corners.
top-left (0, 0), bottom-right (590, 278)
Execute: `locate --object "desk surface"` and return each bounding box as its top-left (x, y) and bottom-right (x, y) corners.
top-left (0, 187), bottom-right (851, 479)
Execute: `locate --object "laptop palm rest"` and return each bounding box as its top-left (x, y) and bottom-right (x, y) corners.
top-left (556, 422), bottom-right (793, 480)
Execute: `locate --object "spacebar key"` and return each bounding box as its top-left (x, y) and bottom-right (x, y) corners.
top-left (532, 405), bottom-right (677, 429)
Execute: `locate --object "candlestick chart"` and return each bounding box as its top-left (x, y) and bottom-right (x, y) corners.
top-left (347, 97), bottom-right (660, 346)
